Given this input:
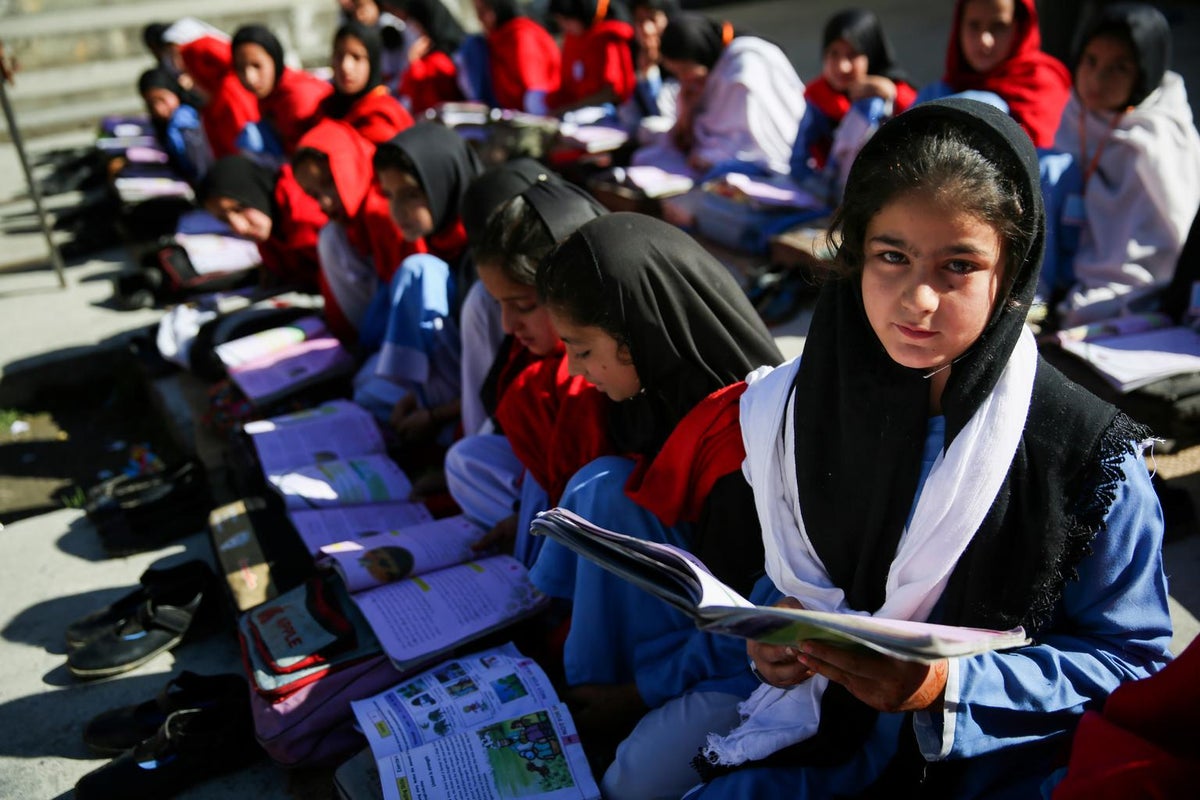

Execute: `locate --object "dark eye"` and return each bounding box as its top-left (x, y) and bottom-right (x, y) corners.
top-left (946, 260), bottom-right (977, 276)
top-left (879, 250), bottom-right (906, 264)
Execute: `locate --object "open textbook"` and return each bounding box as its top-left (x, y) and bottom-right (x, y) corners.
top-left (227, 335), bottom-right (355, 407)
top-left (351, 642), bottom-right (599, 800)
top-left (529, 508), bottom-right (1030, 663)
top-left (268, 453), bottom-right (414, 511)
top-left (288, 502), bottom-right (434, 555)
top-left (317, 515), bottom-right (488, 592)
top-left (243, 399), bottom-right (388, 476)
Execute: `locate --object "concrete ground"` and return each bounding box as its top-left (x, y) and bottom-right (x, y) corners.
top-left (1, 2), bottom-right (1198, 799)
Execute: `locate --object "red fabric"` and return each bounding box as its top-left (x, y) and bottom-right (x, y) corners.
top-left (1052, 638), bottom-right (1200, 799)
top-left (261, 69), bottom-right (334, 155)
top-left (942, 0), bottom-right (1070, 148)
top-left (178, 36), bottom-right (258, 159)
top-left (399, 51), bottom-right (465, 115)
top-left (257, 164), bottom-right (326, 291)
top-left (324, 85), bottom-right (415, 145)
top-left (625, 381), bottom-right (748, 526)
top-left (495, 347), bottom-right (613, 504)
top-left (551, 20), bottom-right (635, 109)
top-left (487, 18), bottom-right (561, 110)
top-left (425, 219), bottom-right (467, 266)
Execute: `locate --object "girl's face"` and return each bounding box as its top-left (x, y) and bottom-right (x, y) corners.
top-left (1075, 33), bottom-right (1138, 113)
top-left (547, 311), bottom-right (641, 401)
top-left (476, 263), bottom-right (560, 356)
top-left (661, 58), bottom-right (709, 95)
top-left (234, 43), bottom-right (277, 99)
top-left (333, 35), bottom-right (373, 95)
top-left (142, 87), bottom-right (179, 122)
top-left (205, 196), bottom-right (273, 242)
top-left (473, 0), bottom-right (497, 32)
top-left (634, 8), bottom-right (669, 63)
top-left (860, 193), bottom-right (1004, 381)
top-left (351, 0), bottom-right (381, 27)
top-left (959, 0), bottom-right (1017, 75)
top-left (294, 158), bottom-right (346, 221)
top-left (376, 167), bottom-right (434, 241)
top-left (822, 37), bottom-right (869, 93)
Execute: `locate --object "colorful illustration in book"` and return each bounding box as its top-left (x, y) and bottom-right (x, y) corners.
top-left (434, 662), bottom-right (467, 683)
top-left (478, 712), bottom-right (574, 796)
top-left (461, 700), bottom-right (490, 716)
top-left (490, 673), bottom-right (529, 704)
top-left (445, 678), bottom-right (478, 698)
top-left (410, 693), bottom-right (436, 707)
top-left (359, 546), bottom-right (415, 582)
top-left (479, 655), bottom-right (500, 668)
top-left (397, 680), bottom-right (427, 699)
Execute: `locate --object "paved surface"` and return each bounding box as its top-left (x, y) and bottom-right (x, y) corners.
top-left (1, 2), bottom-right (1198, 798)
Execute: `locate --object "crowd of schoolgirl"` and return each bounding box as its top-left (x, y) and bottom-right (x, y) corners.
top-left (121, 0), bottom-right (1198, 797)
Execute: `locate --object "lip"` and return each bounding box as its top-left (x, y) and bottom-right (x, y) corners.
top-left (896, 324), bottom-right (936, 340)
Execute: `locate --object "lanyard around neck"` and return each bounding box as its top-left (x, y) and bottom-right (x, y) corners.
top-left (1078, 106), bottom-right (1126, 190)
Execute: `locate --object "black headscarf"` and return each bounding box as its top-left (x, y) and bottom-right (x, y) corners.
top-left (485, 0), bottom-right (524, 28)
top-left (699, 97), bottom-right (1149, 788)
top-left (137, 66), bottom-right (178, 97)
top-left (462, 158), bottom-right (556, 246)
top-left (540, 213), bottom-right (782, 455)
top-left (822, 8), bottom-right (909, 84)
top-left (400, 0), bottom-right (466, 54)
top-left (1072, 2), bottom-right (1170, 108)
top-left (375, 122), bottom-right (484, 235)
top-left (549, 0), bottom-right (631, 25)
top-left (522, 179), bottom-right (610, 244)
top-left (325, 21), bottom-right (384, 119)
top-left (660, 13), bottom-right (739, 70)
top-left (231, 25), bottom-right (286, 91)
top-left (198, 155), bottom-right (278, 222)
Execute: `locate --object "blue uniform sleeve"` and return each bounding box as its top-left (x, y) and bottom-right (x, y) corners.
top-left (913, 449), bottom-right (1174, 760)
top-left (789, 104), bottom-right (834, 182)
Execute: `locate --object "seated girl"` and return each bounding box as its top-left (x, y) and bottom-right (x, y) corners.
top-left (355, 123), bottom-right (484, 438)
top-left (547, 0), bottom-right (637, 118)
top-left (619, 0), bottom-right (680, 135)
top-left (320, 20), bottom-right (414, 144)
top-left (199, 155), bottom-right (327, 292)
top-left (1040, 2), bottom-right (1200, 327)
top-left (459, 0), bottom-right (561, 114)
top-left (160, 18), bottom-right (259, 159)
top-left (686, 98), bottom-right (1172, 799)
top-left (137, 67), bottom-right (213, 184)
top-left (916, 0), bottom-right (1069, 148)
top-left (528, 213), bottom-right (784, 791)
top-left (344, 0), bottom-right (410, 90)
top-left (631, 13), bottom-right (805, 178)
top-left (232, 25), bottom-right (333, 159)
top-left (445, 174), bottom-right (612, 568)
top-left (392, 0), bottom-right (467, 115)
top-left (790, 8), bottom-right (917, 205)
top-left (292, 119), bottom-right (415, 342)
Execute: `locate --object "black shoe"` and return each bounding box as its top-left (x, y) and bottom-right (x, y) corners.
top-left (67, 567), bottom-right (218, 680)
top-left (88, 462), bottom-right (213, 557)
top-left (82, 671), bottom-right (248, 756)
top-left (74, 704), bottom-right (262, 800)
top-left (65, 559), bottom-right (216, 649)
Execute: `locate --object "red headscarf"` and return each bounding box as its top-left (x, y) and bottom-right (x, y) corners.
top-left (487, 18), bottom-right (562, 110)
top-left (624, 381), bottom-right (748, 527)
top-left (942, 0), bottom-right (1070, 147)
top-left (551, 18), bottom-right (636, 109)
top-left (495, 347), bottom-right (613, 505)
top-left (178, 36), bottom-right (259, 159)
top-left (259, 164), bottom-right (326, 290)
top-left (260, 68), bottom-right (334, 155)
top-left (398, 51), bottom-right (465, 115)
top-left (327, 85), bottom-right (415, 145)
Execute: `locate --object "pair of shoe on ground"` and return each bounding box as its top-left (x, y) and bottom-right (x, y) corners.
top-left (66, 559), bottom-right (222, 680)
top-left (75, 671), bottom-right (263, 800)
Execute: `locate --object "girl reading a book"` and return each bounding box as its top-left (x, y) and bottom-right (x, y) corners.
top-left (546, 0), bottom-right (637, 117)
top-left (199, 154), bottom-right (327, 292)
top-left (293, 119), bottom-right (416, 343)
top-left (355, 123), bottom-right (484, 441)
top-left (1039, 2), bottom-right (1200, 327)
top-left (530, 212), bottom-right (783, 794)
top-left (445, 175), bottom-right (612, 567)
top-left (685, 98), bottom-right (1172, 798)
top-left (460, 0), bottom-right (561, 113)
top-left (320, 20), bottom-right (415, 145)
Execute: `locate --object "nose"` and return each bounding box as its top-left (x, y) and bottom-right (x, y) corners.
top-left (980, 32), bottom-right (994, 50)
top-left (902, 276), bottom-right (938, 314)
top-left (564, 353), bottom-right (585, 378)
top-left (499, 305), bottom-right (517, 336)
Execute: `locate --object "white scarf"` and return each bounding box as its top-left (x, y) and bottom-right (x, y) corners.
top-left (702, 327), bottom-right (1038, 766)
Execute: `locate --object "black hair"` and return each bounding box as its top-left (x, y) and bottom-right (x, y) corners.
top-left (536, 230), bottom-right (629, 350)
top-left (1071, 2), bottom-right (1170, 108)
top-left (372, 146), bottom-right (420, 186)
top-left (474, 195), bottom-right (555, 286)
top-left (142, 22), bottom-right (169, 53)
top-left (828, 118), bottom-right (1031, 298)
top-left (292, 147), bottom-right (329, 171)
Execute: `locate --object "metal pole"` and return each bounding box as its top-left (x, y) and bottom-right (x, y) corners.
top-left (0, 43), bottom-right (67, 289)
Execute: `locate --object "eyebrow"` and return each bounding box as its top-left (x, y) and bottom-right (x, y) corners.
top-left (868, 234), bottom-right (994, 258)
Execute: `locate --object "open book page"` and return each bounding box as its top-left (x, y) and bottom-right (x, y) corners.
top-left (227, 336), bottom-right (355, 405)
top-left (1057, 325), bottom-right (1200, 392)
top-left (288, 502), bottom-right (435, 555)
top-left (244, 400), bottom-right (386, 475)
top-left (173, 232), bottom-right (262, 274)
top-left (377, 703), bottom-right (599, 800)
top-left (351, 642), bottom-right (560, 754)
top-left (216, 316), bottom-right (328, 369)
top-left (317, 515), bottom-right (487, 592)
top-left (530, 508), bottom-right (1029, 663)
top-left (268, 454), bottom-right (413, 510)
top-left (349, 555), bottom-right (547, 673)
top-left (1053, 311), bottom-right (1174, 344)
